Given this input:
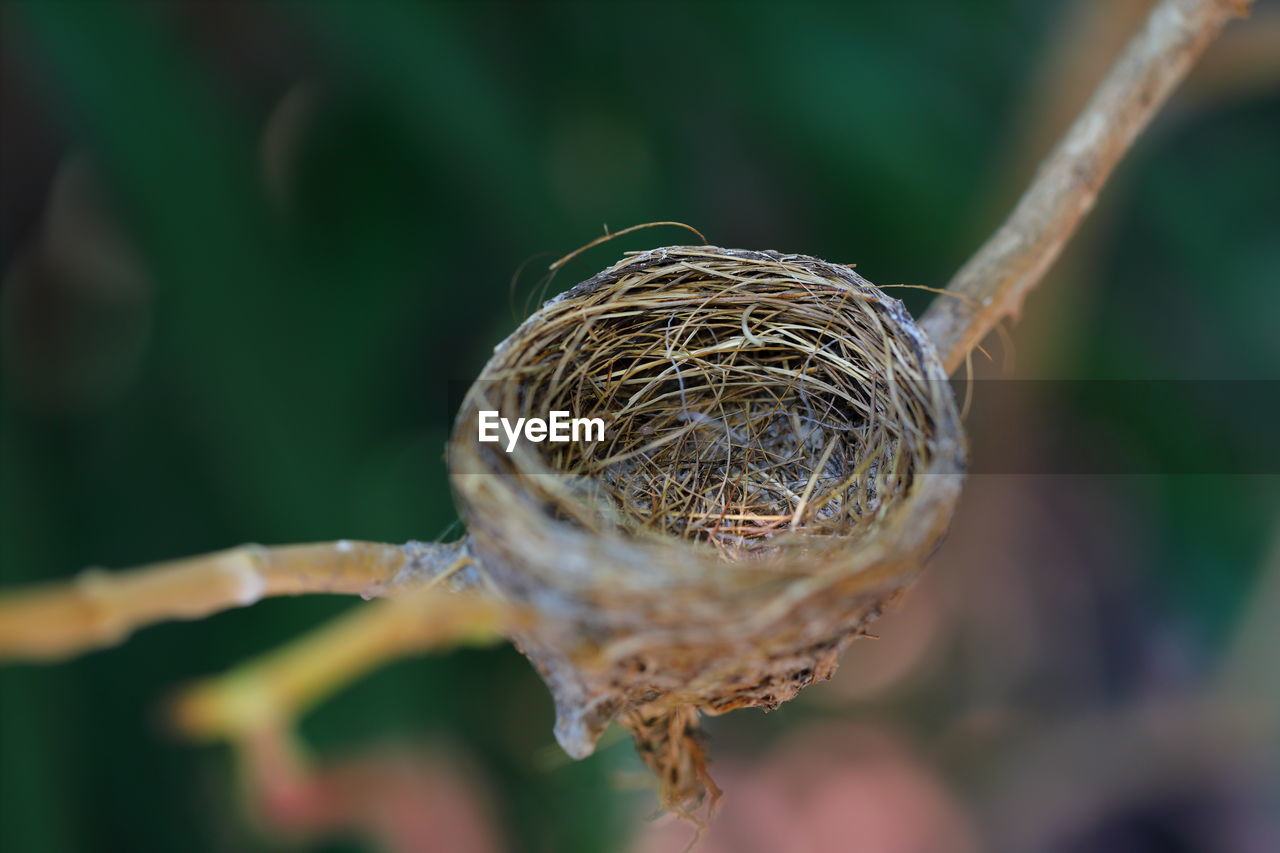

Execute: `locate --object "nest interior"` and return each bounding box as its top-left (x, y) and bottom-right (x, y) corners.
top-left (449, 245), bottom-right (964, 810)
top-left (527, 251), bottom-right (926, 553)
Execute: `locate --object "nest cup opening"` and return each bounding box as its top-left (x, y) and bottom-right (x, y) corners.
top-left (452, 246), bottom-right (963, 584)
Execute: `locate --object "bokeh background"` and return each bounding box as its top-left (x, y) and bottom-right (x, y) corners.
top-left (1, 1), bottom-right (1278, 851)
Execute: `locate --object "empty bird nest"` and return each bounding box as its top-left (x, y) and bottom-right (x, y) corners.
top-left (449, 245), bottom-right (965, 814)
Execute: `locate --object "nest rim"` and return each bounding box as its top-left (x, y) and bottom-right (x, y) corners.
top-left (449, 245), bottom-right (965, 608)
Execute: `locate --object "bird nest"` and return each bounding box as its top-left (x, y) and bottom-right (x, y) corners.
top-left (450, 245), bottom-right (964, 812)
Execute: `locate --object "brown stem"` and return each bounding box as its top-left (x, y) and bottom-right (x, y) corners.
top-left (921, 0), bottom-right (1253, 374)
top-left (0, 539), bottom-right (464, 661)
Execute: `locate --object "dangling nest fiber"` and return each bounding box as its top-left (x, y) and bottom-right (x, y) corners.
top-left (450, 245), bottom-right (964, 813)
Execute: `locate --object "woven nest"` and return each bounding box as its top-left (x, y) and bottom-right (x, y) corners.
top-left (450, 246), bottom-right (964, 813)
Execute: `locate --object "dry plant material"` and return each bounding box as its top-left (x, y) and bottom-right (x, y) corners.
top-left (0, 0), bottom-right (1254, 827)
top-left (451, 246), bottom-right (963, 811)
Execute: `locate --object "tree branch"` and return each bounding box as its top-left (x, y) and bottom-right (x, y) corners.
top-left (921, 0), bottom-right (1253, 375)
top-left (0, 540), bottom-right (465, 661)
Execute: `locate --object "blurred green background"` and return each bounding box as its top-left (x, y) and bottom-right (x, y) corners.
top-left (1, 1), bottom-right (1277, 851)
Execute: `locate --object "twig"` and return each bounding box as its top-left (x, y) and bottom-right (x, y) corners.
top-left (921, 0), bottom-right (1253, 374)
top-left (172, 583), bottom-right (514, 740)
top-left (0, 540), bottom-right (461, 661)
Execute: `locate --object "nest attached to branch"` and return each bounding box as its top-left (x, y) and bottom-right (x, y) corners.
top-left (450, 246), bottom-right (964, 814)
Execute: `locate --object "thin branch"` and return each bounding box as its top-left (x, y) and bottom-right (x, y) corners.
top-left (0, 540), bottom-right (462, 661)
top-left (172, 584), bottom-right (516, 741)
top-left (921, 0), bottom-right (1253, 375)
